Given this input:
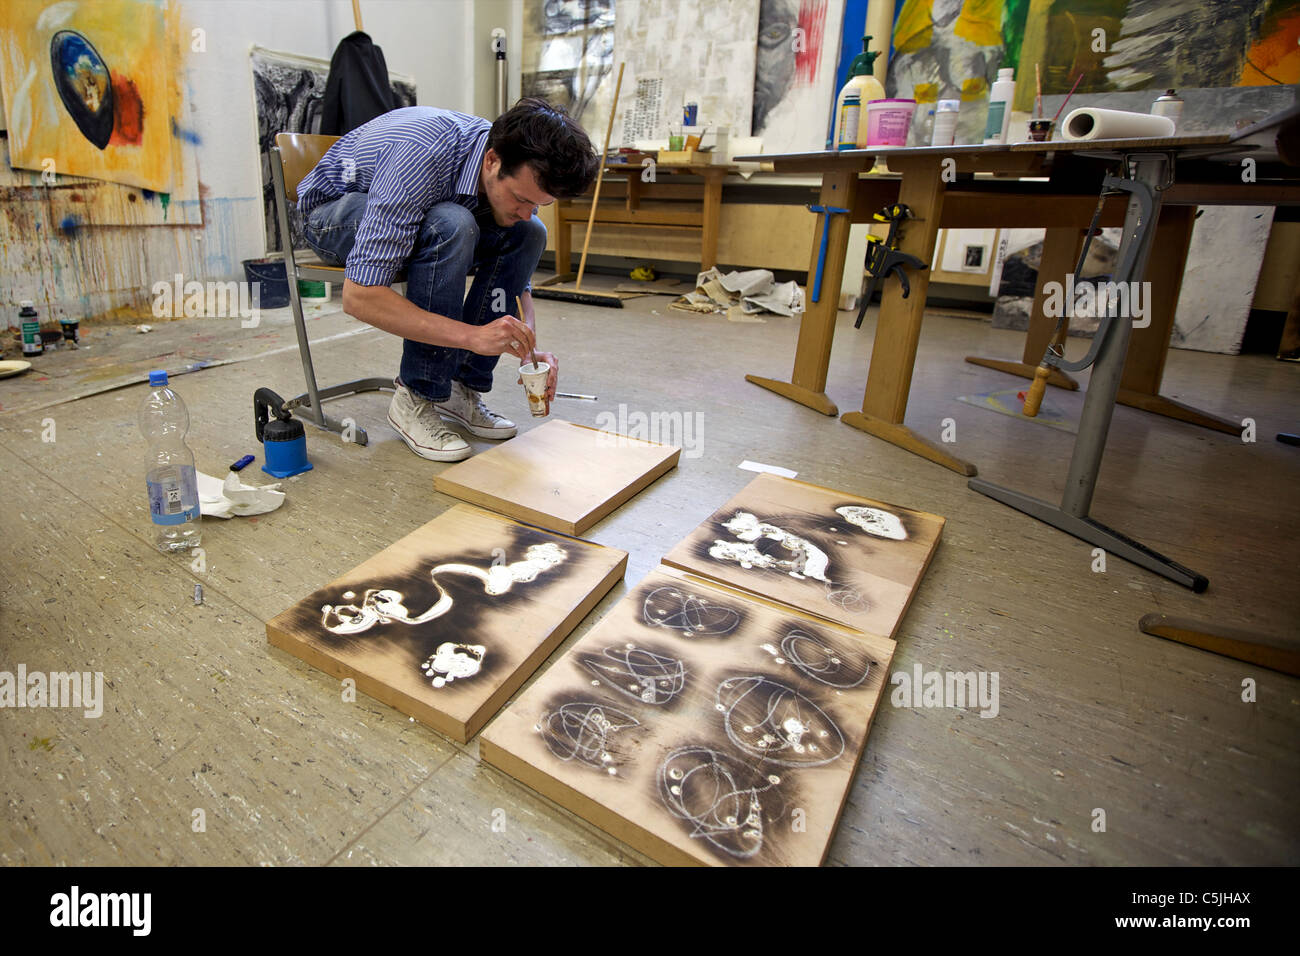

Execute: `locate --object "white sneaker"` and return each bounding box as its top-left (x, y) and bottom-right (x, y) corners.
top-left (387, 381), bottom-right (473, 461)
top-left (435, 381), bottom-right (517, 439)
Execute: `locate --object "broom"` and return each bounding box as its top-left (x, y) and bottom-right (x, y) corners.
top-left (532, 63), bottom-right (626, 308)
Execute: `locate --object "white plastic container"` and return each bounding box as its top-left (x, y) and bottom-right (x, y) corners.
top-left (932, 99), bottom-right (960, 146)
top-left (983, 68), bottom-right (1016, 145)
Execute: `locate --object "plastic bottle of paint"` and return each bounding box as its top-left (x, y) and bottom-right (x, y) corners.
top-left (832, 36), bottom-right (883, 151)
top-left (983, 68), bottom-right (1016, 145)
top-left (932, 99), bottom-right (960, 146)
top-left (19, 301), bottom-right (43, 356)
top-left (139, 370), bottom-right (202, 553)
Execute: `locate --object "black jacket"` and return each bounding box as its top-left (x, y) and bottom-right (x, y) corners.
top-left (320, 31), bottom-right (399, 135)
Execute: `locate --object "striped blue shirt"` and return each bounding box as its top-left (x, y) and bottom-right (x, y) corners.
top-left (298, 107), bottom-right (490, 287)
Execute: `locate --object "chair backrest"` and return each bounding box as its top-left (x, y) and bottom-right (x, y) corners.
top-left (274, 132), bottom-right (340, 201)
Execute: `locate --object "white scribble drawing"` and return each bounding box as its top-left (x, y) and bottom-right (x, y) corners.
top-left (642, 586), bottom-right (741, 636)
top-left (709, 512), bottom-right (831, 581)
top-left (319, 543), bottom-right (568, 636)
top-left (825, 582), bottom-right (869, 612)
top-left (761, 631), bottom-right (870, 689)
top-left (421, 642), bottom-right (486, 688)
top-left (581, 645), bottom-right (686, 705)
top-left (835, 505), bottom-right (907, 541)
top-left (715, 675), bottom-right (845, 767)
top-left (659, 745), bottom-right (781, 860)
top-left (537, 701), bottom-right (640, 775)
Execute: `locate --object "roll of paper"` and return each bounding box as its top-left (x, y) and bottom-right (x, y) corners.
top-left (1061, 107), bottom-right (1176, 141)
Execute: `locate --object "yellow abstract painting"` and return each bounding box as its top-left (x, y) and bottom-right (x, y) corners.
top-left (0, 0), bottom-right (180, 192)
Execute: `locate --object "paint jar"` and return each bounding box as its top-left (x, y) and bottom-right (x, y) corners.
top-left (60, 316), bottom-right (80, 347)
top-left (19, 301), bottom-right (43, 356)
top-left (931, 99), bottom-right (960, 147)
top-left (519, 362), bottom-right (550, 418)
top-left (864, 99), bottom-right (916, 147)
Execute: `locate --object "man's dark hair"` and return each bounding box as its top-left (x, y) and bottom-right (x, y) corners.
top-left (488, 97), bottom-right (600, 199)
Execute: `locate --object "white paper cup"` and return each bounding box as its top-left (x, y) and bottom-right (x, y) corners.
top-left (519, 362), bottom-right (550, 417)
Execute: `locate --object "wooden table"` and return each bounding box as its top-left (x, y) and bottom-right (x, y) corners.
top-left (552, 161), bottom-right (736, 274)
top-left (737, 134), bottom-right (1300, 476)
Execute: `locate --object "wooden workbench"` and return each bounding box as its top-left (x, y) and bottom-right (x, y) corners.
top-left (739, 134), bottom-right (1300, 475)
top-left (552, 161), bottom-right (736, 273)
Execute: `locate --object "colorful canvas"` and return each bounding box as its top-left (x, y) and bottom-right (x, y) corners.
top-left (661, 474), bottom-right (944, 639)
top-left (267, 505), bottom-right (627, 742)
top-left (0, 0), bottom-right (181, 191)
top-left (480, 566), bottom-right (897, 866)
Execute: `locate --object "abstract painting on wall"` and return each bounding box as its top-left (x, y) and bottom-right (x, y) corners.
top-left (888, 0), bottom-right (1030, 146)
top-left (521, 0), bottom-right (615, 127)
top-left (662, 474), bottom-right (944, 639)
top-left (751, 0), bottom-right (846, 153)
top-left (266, 505), bottom-right (627, 742)
top-left (481, 565), bottom-right (897, 866)
top-left (250, 46), bottom-right (416, 253)
top-left (0, 0), bottom-right (182, 191)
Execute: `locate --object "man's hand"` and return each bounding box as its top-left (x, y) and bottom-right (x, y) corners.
top-left (469, 315), bottom-right (536, 360)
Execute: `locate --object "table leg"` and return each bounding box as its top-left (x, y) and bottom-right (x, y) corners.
top-left (701, 170), bottom-right (721, 271)
top-left (842, 158), bottom-right (977, 475)
top-left (1114, 204), bottom-right (1237, 434)
top-left (746, 167), bottom-right (857, 416)
top-left (966, 226), bottom-right (1083, 390)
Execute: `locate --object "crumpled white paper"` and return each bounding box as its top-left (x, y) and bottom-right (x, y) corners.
top-left (197, 469), bottom-right (286, 519)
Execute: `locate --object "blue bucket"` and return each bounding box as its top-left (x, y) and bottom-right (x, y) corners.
top-left (242, 258), bottom-right (291, 309)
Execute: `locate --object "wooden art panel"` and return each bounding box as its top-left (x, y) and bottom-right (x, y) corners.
top-left (267, 505), bottom-right (627, 742)
top-left (661, 474), bottom-right (944, 639)
top-left (434, 420), bottom-right (680, 535)
top-left (481, 566), bottom-right (896, 866)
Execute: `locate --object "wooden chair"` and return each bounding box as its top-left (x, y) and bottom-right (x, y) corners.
top-left (270, 132), bottom-right (399, 445)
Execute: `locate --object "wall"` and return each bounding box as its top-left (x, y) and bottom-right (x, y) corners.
top-left (3, 0), bottom-right (472, 323)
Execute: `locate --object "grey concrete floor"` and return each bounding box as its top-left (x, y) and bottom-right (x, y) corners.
top-left (2, 287), bottom-right (1297, 866)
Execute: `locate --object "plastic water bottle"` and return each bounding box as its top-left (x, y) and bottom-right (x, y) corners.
top-left (139, 370), bottom-right (202, 552)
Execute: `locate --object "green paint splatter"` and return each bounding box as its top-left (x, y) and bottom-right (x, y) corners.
top-left (160, 192), bottom-right (170, 220)
top-left (1002, 0), bottom-right (1030, 70)
top-left (28, 736), bottom-right (55, 752)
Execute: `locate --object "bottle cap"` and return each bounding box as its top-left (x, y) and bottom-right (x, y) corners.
top-left (998, 68), bottom-right (1014, 81)
top-left (20, 300), bottom-right (34, 309)
top-left (149, 370), bottom-right (168, 386)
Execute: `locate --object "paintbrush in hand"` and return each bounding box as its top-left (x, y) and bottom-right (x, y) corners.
top-left (516, 295), bottom-right (537, 367)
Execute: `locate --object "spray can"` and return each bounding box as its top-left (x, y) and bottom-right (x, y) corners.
top-left (19, 301), bottom-right (43, 356)
top-left (837, 92), bottom-right (862, 150)
top-left (1152, 90), bottom-right (1183, 132)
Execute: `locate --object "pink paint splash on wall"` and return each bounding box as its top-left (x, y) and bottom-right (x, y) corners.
top-left (795, 0), bottom-right (828, 85)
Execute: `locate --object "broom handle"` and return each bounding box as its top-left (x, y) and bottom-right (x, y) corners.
top-left (575, 63), bottom-right (624, 291)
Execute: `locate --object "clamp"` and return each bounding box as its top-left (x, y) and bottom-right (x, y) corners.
top-left (854, 202), bottom-right (927, 329)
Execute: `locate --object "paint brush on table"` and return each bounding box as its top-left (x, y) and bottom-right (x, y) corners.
top-left (554, 392), bottom-right (597, 401)
top-left (1051, 72), bottom-right (1084, 127)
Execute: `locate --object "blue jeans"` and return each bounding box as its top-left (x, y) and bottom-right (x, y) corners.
top-left (302, 194), bottom-right (546, 401)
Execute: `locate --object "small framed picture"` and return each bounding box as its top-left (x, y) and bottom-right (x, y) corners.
top-left (964, 244), bottom-right (985, 269)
